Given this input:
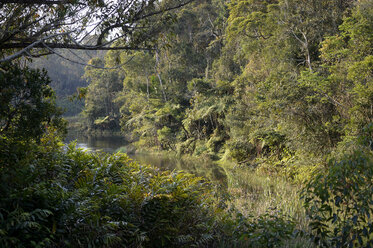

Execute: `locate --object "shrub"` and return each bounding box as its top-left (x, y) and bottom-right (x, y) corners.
top-left (59, 144), bottom-right (217, 247)
top-left (1, 137), bottom-right (302, 247)
top-left (235, 211), bottom-right (296, 248)
top-left (1, 140), bottom-right (218, 247)
top-left (302, 151), bottom-right (373, 247)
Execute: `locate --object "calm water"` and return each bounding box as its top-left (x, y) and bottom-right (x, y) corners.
top-left (65, 129), bottom-right (128, 153)
top-left (65, 129), bottom-right (227, 186)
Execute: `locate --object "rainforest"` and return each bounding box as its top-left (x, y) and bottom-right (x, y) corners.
top-left (1, 0), bottom-right (373, 247)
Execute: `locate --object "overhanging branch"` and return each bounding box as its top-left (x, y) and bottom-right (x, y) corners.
top-left (0, 0), bottom-right (85, 5)
top-left (0, 32), bottom-right (73, 62)
top-left (0, 0), bottom-right (195, 63)
top-left (42, 42), bottom-right (136, 69)
top-left (0, 42), bottom-right (153, 51)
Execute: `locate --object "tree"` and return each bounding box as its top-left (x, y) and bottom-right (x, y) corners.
top-left (0, 63), bottom-right (65, 141)
top-left (215, 0), bottom-right (355, 164)
top-left (114, 0), bottom-right (227, 151)
top-left (319, 0), bottom-right (373, 150)
top-left (82, 54), bottom-right (124, 130)
top-left (0, 0), bottom-right (195, 63)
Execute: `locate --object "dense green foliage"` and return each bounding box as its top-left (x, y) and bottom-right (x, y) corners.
top-left (2, 0), bottom-right (373, 246)
top-left (1, 138), bottom-right (298, 247)
top-left (82, 55), bottom-right (124, 131)
top-left (79, 0), bottom-right (373, 246)
top-left (0, 64), bottom-right (65, 140)
top-left (1, 139), bottom-right (215, 247)
top-left (303, 151), bottom-right (373, 247)
top-left (0, 64), bottom-right (299, 247)
top-left (82, 0), bottom-right (372, 169)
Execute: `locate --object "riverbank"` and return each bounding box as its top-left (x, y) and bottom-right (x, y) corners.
top-left (115, 148), bottom-right (313, 247)
top-left (65, 126), bottom-right (313, 246)
top-left (64, 116), bottom-right (123, 137)
top-left (143, 152), bottom-right (314, 247)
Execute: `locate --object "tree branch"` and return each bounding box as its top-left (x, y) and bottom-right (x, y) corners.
top-left (0, 0), bottom-right (85, 5)
top-left (0, 42), bottom-right (153, 51)
top-left (41, 42), bottom-right (136, 69)
top-left (0, 32), bottom-right (73, 62)
top-left (134, 0), bottom-right (194, 22)
top-left (0, 0), bottom-right (195, 63)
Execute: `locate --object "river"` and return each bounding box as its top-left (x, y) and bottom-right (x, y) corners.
top-left (65, 129), bottom-right (227, 186)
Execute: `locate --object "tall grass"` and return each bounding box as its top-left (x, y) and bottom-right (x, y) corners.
top-left (119, 150), bottom-right (314, 247)
top-left (220, 161), bottom-right (314, 247)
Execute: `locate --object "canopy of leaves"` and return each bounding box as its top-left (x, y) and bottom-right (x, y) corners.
top-left (0, 64), bottom-right (65, 141)
top-left (0, 0), bottom-right (195, 62)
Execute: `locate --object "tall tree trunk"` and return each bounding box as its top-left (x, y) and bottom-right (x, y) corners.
top-left (155, 50), bottom-right (167, 102)
top-left (145, 71), bottom-right (150, 100)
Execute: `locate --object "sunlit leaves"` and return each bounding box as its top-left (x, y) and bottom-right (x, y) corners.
top-left (302, 151), bottom-right (373, 247)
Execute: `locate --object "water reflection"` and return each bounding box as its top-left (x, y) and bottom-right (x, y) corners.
top-left (65, 129), bottom-right (128, 153)
top-left (65, 129), bottom-right (227, 187)
top-left (132, 153), bottom-right (227, 187)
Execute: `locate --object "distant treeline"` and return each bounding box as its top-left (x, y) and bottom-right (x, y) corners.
top-left (31, 50), bottom-right (104, 116)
